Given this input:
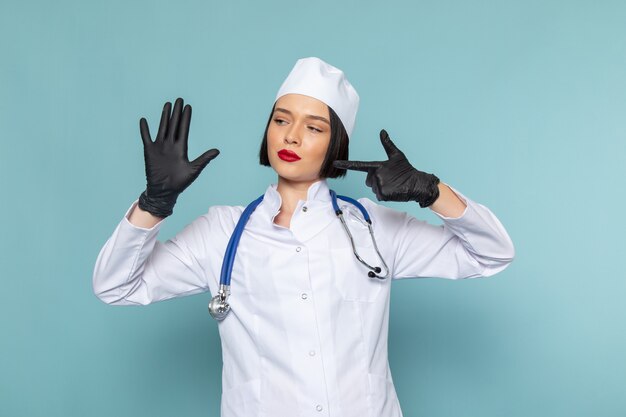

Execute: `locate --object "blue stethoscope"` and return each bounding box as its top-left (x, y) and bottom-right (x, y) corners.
top-left (208, 190), bottom-right (390, 320)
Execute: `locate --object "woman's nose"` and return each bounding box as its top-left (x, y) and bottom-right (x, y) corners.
top-left (284, 125), bottom-right (301, 144)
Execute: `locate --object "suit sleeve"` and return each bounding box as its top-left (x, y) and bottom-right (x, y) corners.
top-left (92, 200), bottom-right (220, 305)
top-left (364, 184), bottom-right (515, 280)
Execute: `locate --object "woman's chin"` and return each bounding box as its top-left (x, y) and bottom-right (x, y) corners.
top-left (274, 171), bottom-right (320, 184)
top-left (269, 160), bottom-right (323, 183)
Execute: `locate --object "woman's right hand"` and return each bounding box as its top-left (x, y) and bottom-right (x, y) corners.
top-left (137, 97), bottom-right (220, 218)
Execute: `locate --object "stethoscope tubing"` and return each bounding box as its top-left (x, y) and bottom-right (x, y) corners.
top-left (220, 195), bottom-right (264, 287)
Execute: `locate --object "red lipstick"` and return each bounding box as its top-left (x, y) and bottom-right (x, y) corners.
top-left (278, 149), bottom-right (301, 162)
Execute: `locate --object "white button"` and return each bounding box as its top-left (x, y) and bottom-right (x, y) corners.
top-left (316, 404), bottom-right (323, 412)
top-left (296, 246), bottom-right (301, 252)
top-left (309, 350), bottom-right (316, 356)
top-left (301, 293), bottom-right (308, 300)
top-left (302, 206), bottom-right (308, 212)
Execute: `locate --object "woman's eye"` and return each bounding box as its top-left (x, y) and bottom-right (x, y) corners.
top-left (273, 118), bottom-right (287, 125)
top-left (308, 126), bottom-right (322, 133)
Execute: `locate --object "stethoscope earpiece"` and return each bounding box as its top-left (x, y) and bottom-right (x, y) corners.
top-left (367, 267), bottom-right (384, 279)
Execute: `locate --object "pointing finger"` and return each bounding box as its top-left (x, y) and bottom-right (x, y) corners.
top-left (333, 160), bottom-right (383, 172)
top-left (379, 129), bottom-right (403, 158)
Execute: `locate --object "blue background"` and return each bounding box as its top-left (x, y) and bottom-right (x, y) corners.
top-left (1, 0), bottom-right (625, 416)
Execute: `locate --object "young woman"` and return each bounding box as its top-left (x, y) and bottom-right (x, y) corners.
top-left (93, 57), bottom-right (515, 417)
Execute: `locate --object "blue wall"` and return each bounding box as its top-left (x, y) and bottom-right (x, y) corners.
top-left (1, 0), bottom-right (625, 416)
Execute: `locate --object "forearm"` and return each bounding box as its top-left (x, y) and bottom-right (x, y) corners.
top-left (93, 205), bottom-right (164, 305)
top-left (128, 203), bottom-right (164, 229)
top-left (390, 183), bottom-right (514, 279)
top-left (428, 183), bottom-right (467, 218)
top-left (93, 201), bottom-right (207, 306)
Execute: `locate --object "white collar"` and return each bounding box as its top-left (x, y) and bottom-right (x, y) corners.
top-left (262, 179), bottom-right (332, 215)
top-left (246, 178), bottom-right (343, 242)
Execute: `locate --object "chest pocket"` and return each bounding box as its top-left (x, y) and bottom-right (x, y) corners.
top-left (328, 206), bottom-right (385, 302)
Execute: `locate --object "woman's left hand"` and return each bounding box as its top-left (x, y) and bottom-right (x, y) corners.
top-left (333, 129), bottom-right (441, 207)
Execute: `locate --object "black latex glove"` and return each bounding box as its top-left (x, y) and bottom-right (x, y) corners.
top-left (333, 129), bottom-right (440, 207)
top-left (137, 97), bottom-right (220, 218)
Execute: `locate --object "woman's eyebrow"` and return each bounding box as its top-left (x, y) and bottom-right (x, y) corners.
top-left (274, 107), bottom-right (330, 125)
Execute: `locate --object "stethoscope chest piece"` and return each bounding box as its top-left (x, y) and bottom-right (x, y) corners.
top-left (208, 285), bottom-right (231, 321)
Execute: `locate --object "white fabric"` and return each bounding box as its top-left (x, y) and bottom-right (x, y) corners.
top-left (275, 57), bottom-right (360, 138)
top-left (93, 179), bottom-right (514, 417)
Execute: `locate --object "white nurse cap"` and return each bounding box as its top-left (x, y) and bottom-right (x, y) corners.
top-left (275, 57), bottom-right (360, 138)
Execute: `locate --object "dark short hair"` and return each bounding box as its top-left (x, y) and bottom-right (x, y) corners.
top-left (258, 103), bottom-right (349, 179)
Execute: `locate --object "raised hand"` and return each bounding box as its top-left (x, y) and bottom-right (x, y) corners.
top-left (333, 129), bottom-right (440, 207)
top-left (137, 97), bottom-right (220, 218)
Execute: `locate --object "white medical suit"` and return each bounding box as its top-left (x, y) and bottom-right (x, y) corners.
top-left (93, 179), bottom-right (515, 417)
